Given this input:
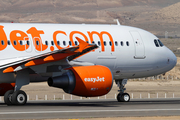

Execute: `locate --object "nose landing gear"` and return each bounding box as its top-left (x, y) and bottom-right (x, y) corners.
top-left (116, 79), bottom-right (130, 102)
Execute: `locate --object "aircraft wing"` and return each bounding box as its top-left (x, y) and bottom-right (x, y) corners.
top-left (3, 37), bottom-right (98, 73)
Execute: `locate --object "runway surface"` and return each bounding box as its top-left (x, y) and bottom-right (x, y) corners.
top-left (0, 98), bottom-right (180, 119)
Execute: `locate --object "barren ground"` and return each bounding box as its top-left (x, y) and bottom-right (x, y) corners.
top-left (0, 0), bottom-right (180, 36)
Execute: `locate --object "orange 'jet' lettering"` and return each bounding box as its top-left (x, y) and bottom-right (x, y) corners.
top-left (27, 27), bottom-right (48, 51)
top-left (10, 30), bottom-right (29, 51)
top-left (0, 26), bottom-right (8, 51)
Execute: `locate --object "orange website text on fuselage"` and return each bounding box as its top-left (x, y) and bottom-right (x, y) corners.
top-left (0, 25), bottom-right (115, 52)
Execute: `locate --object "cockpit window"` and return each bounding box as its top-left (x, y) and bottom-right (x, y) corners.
top-left (154, 40), bottom-right (159, 47)
top-left (158, 39), bottom-right (164, 47)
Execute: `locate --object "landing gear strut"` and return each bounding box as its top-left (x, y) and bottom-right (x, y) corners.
top-left (116, 79), bottom-right (130, 102)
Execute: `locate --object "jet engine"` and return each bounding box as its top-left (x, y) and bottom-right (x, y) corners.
top-left (0, 83), bottom-right (15, 96)
top-left (48, 65), bottom-right (113, 97)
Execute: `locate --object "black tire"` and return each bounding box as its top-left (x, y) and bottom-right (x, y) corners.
top-left (117, 93), bottom-right (122, 102)
top-left (4, 90), bottom-right (14, 105)
top-left (12, 90), bottom-right (27, 105)
top-left (121, 93), bottom-right (130, 102)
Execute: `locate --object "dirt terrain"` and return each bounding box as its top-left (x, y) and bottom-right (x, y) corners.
top-left (0, 0), bottom-right (180, 36)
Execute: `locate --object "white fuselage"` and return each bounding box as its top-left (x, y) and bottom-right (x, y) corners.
top-left (0, 23), bottom-right (177, 83)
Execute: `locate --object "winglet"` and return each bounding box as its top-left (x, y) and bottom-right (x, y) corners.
top-left (75, 37), bottom-right (89, 52)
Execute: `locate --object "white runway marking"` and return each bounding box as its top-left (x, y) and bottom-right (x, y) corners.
top-left (1, 109), bottom-right (180, 115)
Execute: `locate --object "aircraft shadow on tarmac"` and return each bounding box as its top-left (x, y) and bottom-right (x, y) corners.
top-left (1, 99), bottom-right (180, 107)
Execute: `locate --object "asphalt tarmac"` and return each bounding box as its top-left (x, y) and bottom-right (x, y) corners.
top-left (0, 98), bottom-right (180, 119)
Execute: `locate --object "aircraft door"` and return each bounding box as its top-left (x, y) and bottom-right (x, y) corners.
top-left (130, 31), bottom-right (145, 59)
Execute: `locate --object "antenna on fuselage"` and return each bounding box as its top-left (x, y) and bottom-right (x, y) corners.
top-left (114, 19), bottom-right (120, 25)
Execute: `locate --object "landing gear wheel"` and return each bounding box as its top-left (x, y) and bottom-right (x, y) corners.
top-left (4, 90), bottom-right (14, 105)
top-left (116, 79), bottom-right (130, 102)
top-left (12, 90), bottom-right (27, 105)
top-left (117, 93), bottom-right (130, 102)
top-left (121, 93), bottom-right (130, 102)
top-left (117, 93), bottom-right (122, 102)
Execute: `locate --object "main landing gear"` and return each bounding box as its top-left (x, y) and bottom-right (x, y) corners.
top-left (4, 70), bottom-right (29, 105)
top-left (116, 79), bottom-right (130, 102)
top-left (4, 90), bottom-right (27, 105)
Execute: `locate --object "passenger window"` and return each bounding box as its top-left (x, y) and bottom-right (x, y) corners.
top-left (57, 41), bottom-right (60, 45)
top-left (1, 40), bottom-right (4, 45)
top-left (27, 41), bottom-right (30, 45)
top-left (20, 41), bottom-right (23, 45)
top-left (75, 41), bottom-right (78, 46)
top-left (109, 41), bottom-right (112, 46)
top-left (126, 41), bottom-right (129, 46)
top-left (98, 41), bottom-right (101, 46)
top-left (63, 41), bottom-right (66, 46)
top-left (158, 40), bottom-right (164, 47)
top-left (154, 40), bottom-right (159, 47)
top-left (115, 41), bottom-right (118, 46)
top-left (14, 41), bottom-right (17, 45)
top-left (51, 41), bottom-right (54, 46)
top-left (36, 41), bottom-right (39, 46)
top-left (104, 41), bottom-right (106, 46)
top-left (45, 41), bottom-right (48, 45)
top-left (69, 41), bottom-right (72, 46)
top-left (8, 40), bottom-right (11, 45)
top-left (121, 41), bottom-right (123, 46)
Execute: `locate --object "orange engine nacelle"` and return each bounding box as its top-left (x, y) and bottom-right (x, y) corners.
top-left (48, 65), bottom-right (113, 97)
top-left (0, 83), bottom-right (15, 96)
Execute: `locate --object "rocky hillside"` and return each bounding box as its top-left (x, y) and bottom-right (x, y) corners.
top-left (0, 0), bottom-right (178, 23)
top-left (153, 2), bottom-right (180, 24)
top-left (0, 0), bottom-right (180, 36)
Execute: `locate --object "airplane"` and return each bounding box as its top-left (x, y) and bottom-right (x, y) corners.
top-left (0, 22), bottom-right (177, 105)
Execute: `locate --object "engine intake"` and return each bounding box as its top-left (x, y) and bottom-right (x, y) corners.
top-left (48, 70), bottom-right (76, 94)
